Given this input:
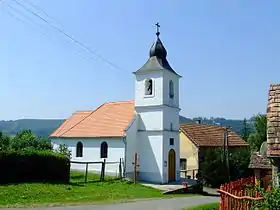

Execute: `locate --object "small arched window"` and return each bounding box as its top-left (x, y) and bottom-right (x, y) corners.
top-left (76, 141), bottom-right (83, 157)
top-left (145, 79), bottom-right (153, 95)
top-left (169, 80), bottom-right (174, 99)
top-left (100, 142), bottom-right (108, 158)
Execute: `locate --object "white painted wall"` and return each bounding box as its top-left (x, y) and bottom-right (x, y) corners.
top-left (125, 114), bottom-right (139, 179)
top-left (162, 131), bottom-right (180, 183)
top-left (137, 131), bottom-right (164, 183)
top-left (162, 70), bottom-right (180, 108)
top-left (163, 106), bottom-right (180, 131)
top-left (134, 64), bottom-right (180, 184)
top-left (51, 138), bottom-right (125, 176)
top-left (134, 71), bottom-right (163, 107)
top-left (137, 107), bottom-right (163, 130)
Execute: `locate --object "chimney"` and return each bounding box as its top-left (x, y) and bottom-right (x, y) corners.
top-left (267, 84), bottom-right (280, 157)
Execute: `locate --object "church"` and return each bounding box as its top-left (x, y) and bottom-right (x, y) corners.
top-left (50, 25), bottom-right (182, 184)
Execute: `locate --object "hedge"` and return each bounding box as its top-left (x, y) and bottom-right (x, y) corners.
top-left (0, 149), bottom-right (70, 184)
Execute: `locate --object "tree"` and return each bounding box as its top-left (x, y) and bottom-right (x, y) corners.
top-left (248, 114), bottom-right (267, 150)
top-left (8, 130), bottom-right (52, 151)
top-left (0, 132), bottom-right (11, 151)
top-left (200, 147), bottom-right (252, 187)
top-left (241, 118), bottom-right (251, 141)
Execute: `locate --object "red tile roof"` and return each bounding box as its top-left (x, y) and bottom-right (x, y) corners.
top-left (50, 100), bottom-right (135, 138)
top-left (180, 123), bottom-right (248, 147)
top-left (50, 100), bottom-right (248, 146)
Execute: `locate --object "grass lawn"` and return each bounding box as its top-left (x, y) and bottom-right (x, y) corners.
top-left (183, 202), bottom-right (219, 210)
top-left (0, 171), bottom-right (191, 207)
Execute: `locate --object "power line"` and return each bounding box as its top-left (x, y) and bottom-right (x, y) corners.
top-left (1, 1), bottom-right (30, 26)
top-left (11, 0), bottom-right (127, 73)
top-left (0, 0), bottom-right (97, 67)
top-left (21, 0), bottom-right (64, 28)
top-left (1, 0), bottom-right (42, 27)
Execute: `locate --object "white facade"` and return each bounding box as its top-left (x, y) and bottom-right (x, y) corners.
top-left (51, 138), bottom-right (125, 176)
top-left (134, 68), bottom-right (181, 184)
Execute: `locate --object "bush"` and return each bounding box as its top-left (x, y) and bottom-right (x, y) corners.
top-left (0, 149), bottom-right (70, 184)
top-left (186, 202), bottom-right (219, 210)
top-left (8, 130), bottom-right (52, 151)
top-left (200, 147), bottom-right (253, 188)
top-left (256, 187), bottom-right (280, 210)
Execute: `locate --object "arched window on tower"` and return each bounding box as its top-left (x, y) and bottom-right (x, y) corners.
top-left (145, 79), bottom-right (153, 95)
top-left (100, 142), bottom-right (108, 158)
top-left (76, 141), bottom-right (83, 157)
top-left (169, 80), bottom-right (174, 99)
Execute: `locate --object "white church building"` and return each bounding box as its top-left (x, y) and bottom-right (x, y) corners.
top-left (50, 27), bottom-right (182, 184)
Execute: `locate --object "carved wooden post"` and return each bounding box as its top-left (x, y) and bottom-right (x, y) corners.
top-left (132, 153), bottom-right (139, 184)
top-left (85, 162), bottom-right (89, 183)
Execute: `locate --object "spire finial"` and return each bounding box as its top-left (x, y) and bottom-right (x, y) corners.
top-left (155, 22), bottom-right (160, 37)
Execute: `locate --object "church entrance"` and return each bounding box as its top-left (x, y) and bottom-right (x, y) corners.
top-left (168, 149), bottom-right (176, 182)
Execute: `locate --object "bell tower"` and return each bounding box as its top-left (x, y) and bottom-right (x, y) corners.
top-left (133, 23), bottom-right (181, 183)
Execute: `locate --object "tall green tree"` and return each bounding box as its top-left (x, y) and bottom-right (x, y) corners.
top-left (241, 118), bottom-right (251, 141)
top-left (0, 131), bottom-right (11, 151)
top-left (248, 114), bottom-right (267, 150)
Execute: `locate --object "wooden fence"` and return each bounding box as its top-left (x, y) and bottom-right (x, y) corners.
top-left (180, 169), bottom-right (199, 179)
top-left (71, 158), bottom-right (124, 183)
top-left (217, 177), bottom-right (265, 210)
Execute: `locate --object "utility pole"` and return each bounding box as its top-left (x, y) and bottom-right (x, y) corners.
top-left (223, 126), bottom-right (231, 182)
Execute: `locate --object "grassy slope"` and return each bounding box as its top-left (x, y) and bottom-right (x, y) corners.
top-left (0, 171), bottom-right (188, 207)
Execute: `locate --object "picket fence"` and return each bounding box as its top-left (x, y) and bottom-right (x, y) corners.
top-left (217, 177), bottom-right (268, 210)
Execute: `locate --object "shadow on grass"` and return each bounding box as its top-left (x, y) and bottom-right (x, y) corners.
top-left (199, 191), bottom-right (220, 197)
top-left (72, 178), bottom-right (125, 185)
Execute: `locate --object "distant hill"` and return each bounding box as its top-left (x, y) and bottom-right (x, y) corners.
top-left (0, 116), bottom-right (253, 138)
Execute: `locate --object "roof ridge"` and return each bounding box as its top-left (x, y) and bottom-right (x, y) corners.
top-left (180, 122), bottom-right (227, 128)
top-left (105, 100), bottom-right (134, 104)
top-left (59, 103), bottom-right (106, 137)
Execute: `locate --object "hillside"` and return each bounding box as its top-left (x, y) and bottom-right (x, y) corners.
top-left (0, 116), bottom-right (253, 137)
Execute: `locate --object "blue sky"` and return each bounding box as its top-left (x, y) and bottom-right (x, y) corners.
top-left (1, 0), bottom-right (280, 120)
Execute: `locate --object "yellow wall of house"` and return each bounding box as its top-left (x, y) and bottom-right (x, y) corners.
top-left (180, 132), bottom-right (199, 171)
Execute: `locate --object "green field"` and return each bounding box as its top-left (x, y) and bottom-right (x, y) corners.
top-left (0, 171), bottom-right (186, 207)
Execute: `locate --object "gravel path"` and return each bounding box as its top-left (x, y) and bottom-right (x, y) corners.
top-left (4, 196), bottom-right (220, 210)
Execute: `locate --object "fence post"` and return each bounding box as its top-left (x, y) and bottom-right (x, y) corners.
top-left (100, 159), bottom-right (106, 181)
top-left (85, 162), bottom-right (89, 183)
top-left (119, 158), bottom-right (122, 179)
top-left (103, 159), bottom-right (106, 181)
top-left (192, 170), bottom-right (195, 179)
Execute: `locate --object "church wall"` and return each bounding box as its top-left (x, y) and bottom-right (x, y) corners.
top-left (163, 131), bottom-right (180, 183)
top-left (51, 138), bottom-right (125, 176)
top-left (135, 72), bottom-right (163, 107)
top-left (137, 132), bottom-right (164, 183)
top-left (124, 115), bottom-right (139, 180)
top-left (162, 70), bottom-right (180, 108)
top-left (136, 107), bottom-right (163, 131)
top-left (163, 106), bottom-right (180, 131)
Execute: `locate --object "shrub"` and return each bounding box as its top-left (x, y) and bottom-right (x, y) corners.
top-left (200, 147), bottom-right (253, 187)
top-left (186, 202), bottom-right (219, 210)
top-left (256, 187), bottom-right (280, 210)
top-left (0, 148), bottom-right (70, 184)
top-left (9, 130), bottom-right (52, 151)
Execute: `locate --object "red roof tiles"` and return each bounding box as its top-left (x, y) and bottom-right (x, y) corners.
top-left (50, 100), bottom-right (135, 138)
top-left (180, 123), bottom-right (248, 147)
